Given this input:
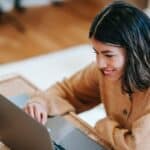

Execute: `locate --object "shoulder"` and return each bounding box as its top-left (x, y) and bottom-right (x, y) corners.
top-left (80, 62), bottom-right (100, 87)
top-left (81, 62), bottom-right (99, 79)
top-left (84, 62), bottom-right (99, 72)
top-left (133, 88), bottom-right (150, 99)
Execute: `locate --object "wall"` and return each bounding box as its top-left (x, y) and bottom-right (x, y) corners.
top-left (0, 0), bottom-right (63, 12)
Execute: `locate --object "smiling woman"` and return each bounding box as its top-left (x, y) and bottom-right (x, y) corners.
top-left (24, 1), bottom-right (150, 149)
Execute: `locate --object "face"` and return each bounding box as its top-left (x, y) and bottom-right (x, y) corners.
top-left (91, 38), bottom-right (126, 80)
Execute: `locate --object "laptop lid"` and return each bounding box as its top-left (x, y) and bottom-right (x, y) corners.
top-left (0, 94), bottom-right (53, 150)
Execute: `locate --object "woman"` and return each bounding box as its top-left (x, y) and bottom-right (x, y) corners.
top-left (24, 1), bottom-right (150, 149)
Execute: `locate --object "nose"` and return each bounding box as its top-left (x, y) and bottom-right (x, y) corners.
top-left (96, 55), bottom-right (107, 68)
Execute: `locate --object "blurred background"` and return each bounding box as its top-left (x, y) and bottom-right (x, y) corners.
top-left (0, 0), bottom-right (149, 64)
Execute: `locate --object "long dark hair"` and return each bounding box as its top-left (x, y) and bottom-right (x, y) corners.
top-left (89, 1), bottom-right (150, 94)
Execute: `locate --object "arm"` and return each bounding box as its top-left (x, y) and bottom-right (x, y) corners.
top-left (95, 113), bottom-right (150, 150)
top-left (44, 62), bottom-right (101, 114)
top-left (25, 63), bottom-right (101, 123)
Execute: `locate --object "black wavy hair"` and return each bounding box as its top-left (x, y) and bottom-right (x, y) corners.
top-left (89, 1), bottom-right (150, 94)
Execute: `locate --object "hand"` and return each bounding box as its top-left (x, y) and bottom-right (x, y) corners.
top-left (24, 102), bottom-right (48, 125)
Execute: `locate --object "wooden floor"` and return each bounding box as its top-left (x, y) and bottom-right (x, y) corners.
top-left (0, 0), bottom-right (113, 63)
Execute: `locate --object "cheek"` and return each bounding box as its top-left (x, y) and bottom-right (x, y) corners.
top-left (113, 56), bottom-right (126, 69)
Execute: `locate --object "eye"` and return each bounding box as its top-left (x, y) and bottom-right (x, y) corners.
top-left (105, 54), bottom-right (115, 58)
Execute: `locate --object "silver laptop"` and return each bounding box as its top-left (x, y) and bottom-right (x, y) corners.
top-left (0, 94), bottom-right (106, 150)
top-left (0, 94), bottom-right (53, 150)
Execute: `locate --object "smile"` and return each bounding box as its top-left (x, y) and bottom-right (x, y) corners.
top-left (102, 69), bottom-right (115, 76)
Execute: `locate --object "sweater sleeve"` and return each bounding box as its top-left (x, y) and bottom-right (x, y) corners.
top-left (29, 63), bottom-right (101, 116)
top-left (95, 113), bottom-right (150, 150)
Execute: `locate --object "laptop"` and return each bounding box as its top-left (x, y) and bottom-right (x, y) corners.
top-left (0, 94), bottom-right (53, 150)
top-left (0, 94), bottom-right (106, 150)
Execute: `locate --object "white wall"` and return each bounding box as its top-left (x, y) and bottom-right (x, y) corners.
top-left (0, 0), bottom-right (63, 12)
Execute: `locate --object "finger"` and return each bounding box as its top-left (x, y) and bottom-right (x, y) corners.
top-left (23, 106), bottom-right (28, 114)
top-left (24, 105), bottom-right (31, 115)
top-left (33, 105), bottom-right (42, 123)
top-left (41, 111), bottom-right (47, 125)
top-left (28, 105), bottom-right (35, 119)
top-left (24, 104), bottom-right (31, 114)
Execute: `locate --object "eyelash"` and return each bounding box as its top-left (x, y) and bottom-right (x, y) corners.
top-left (105, 55), bottom-right (114, 58)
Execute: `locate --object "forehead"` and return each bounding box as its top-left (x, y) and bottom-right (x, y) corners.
top-left (91, 38), bottom-right (125, 53)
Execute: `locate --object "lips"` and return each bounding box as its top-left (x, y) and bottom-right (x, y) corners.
top-left (101, 69), bottom-right (115, 76)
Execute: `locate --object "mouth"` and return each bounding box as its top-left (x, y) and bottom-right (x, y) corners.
top-left (101, 69), bottom-right (115, 76)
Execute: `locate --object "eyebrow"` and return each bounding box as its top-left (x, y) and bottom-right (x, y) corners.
top-left (93, 48), bottom-right (113, 54)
